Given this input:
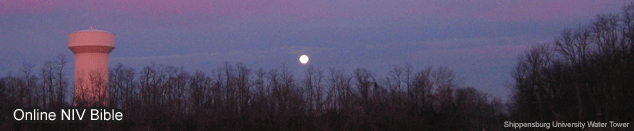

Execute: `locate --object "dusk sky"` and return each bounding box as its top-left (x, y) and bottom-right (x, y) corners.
top-left (1, 0), bottom-right (630, 102)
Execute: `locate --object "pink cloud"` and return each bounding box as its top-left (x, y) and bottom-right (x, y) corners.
top-left (0, 0), bottom-right (627, 22)
top-left (411, 36), bottom-right (550, 65)
top-left (87, 0), bottom-right (338, 21)
top-left (1, 0), bottom-right (337, 20)
top-left (393, 0), bottom-right (625, 22)
top-left (477, 0), bottom-right (624, 22)
top-left (0, 0), bottom-right (72, 14)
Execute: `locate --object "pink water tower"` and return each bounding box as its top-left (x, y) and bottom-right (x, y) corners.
top-left (68, 28), bottom-right (115, 106)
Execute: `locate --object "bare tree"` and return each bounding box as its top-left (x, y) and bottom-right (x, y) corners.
top-left (20, 64), bottom-right (37, 107)
top-left (353, 68), bottom-right (373, 108)
top-left (54, 55), bottom-right (67, 107)
top-left (40, 61), bottom-right (54, 108)
top-left (304, 66), bottom-right (325, 114)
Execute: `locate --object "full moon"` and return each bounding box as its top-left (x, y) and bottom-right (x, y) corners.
top-left (299, 55), bottom-right (309, 64)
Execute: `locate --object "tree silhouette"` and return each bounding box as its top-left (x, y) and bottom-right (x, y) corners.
top-left (511, 3), bottom-right (634, 128)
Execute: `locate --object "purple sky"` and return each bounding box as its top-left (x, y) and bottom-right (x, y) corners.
top-left (0, 0), bottom-right (629, 102)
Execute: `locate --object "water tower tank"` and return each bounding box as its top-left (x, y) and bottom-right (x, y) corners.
top-left (68, 29), bottom-right (114, 106)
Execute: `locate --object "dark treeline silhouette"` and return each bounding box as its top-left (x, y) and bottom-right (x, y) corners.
top-left (511, 2), bottom-right (634, 129)
top-left (0, 58), bottom-right (506, 130)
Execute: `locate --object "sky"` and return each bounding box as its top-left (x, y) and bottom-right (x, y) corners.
top-left (0, 0), bottom-right (630, 102)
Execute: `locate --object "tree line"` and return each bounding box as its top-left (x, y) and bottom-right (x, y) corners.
top-left (511, 2), bottom-right (634, 128)
top-left (1, 58), bottom-right (506, 130)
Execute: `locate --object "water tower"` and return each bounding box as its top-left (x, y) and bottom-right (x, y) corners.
top-left (68, 28), bottom-right (114, 106)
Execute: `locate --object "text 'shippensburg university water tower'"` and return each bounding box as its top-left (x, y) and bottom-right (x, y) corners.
top-left (68, 29), bottom-right (114, 107)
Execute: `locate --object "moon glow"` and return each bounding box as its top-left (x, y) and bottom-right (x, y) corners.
top-left (299, 55), bottom-right (309, 64)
